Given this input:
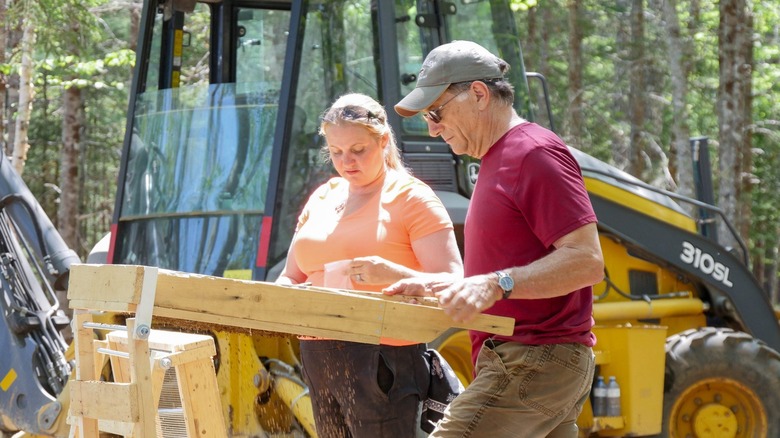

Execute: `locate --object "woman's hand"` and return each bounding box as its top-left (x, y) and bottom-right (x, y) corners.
top-left (348, 256), bottom-right (410, 285)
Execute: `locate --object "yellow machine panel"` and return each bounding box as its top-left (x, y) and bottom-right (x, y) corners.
top-left (585, 325), bottom-right (667, 436)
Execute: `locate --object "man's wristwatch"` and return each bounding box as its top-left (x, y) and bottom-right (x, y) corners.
top-left (495, 271), bottom-right (514, 300)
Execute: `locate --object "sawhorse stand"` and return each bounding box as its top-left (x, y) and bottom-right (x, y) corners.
top-left (67, 267), bottom-right (226, 437)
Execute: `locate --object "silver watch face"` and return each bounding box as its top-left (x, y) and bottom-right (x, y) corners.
top-left (498, 273), bottom-right (514, 291)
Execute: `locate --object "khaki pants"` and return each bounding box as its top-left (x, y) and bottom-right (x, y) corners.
top-left (431, 340), bottom-right (595, 438)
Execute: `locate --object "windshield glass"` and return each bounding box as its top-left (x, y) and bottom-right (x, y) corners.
top-left (115, 3), bottom-right (289, 278)
top-left (268, 0), bottom-right (381, 268)
top-left (120, 83), bottom-right (275, 218)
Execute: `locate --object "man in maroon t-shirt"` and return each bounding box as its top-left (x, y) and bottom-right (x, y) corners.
top-left (386, 40), bottom-right (605, 437)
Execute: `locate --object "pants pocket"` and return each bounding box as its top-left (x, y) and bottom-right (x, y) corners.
top-left (376, 352), bottom-right (394, 395)
top-left (520, 344), bottom-right (592, 418)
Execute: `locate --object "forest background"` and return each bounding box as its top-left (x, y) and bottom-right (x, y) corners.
top-left (0, 0), bottom-right (777, 301)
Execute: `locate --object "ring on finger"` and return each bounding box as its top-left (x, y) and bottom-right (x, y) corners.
top-left (356, 274), bottom-right (362, 282)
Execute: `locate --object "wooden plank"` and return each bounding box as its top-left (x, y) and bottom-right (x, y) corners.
top-left (69, 381), bottom-right (138, 422)
top-left (107, 337), bottom-right (131, 384)
top-left (68, 298), bottom-right (136, 313)
top-left (303, 284), bottom-right (441, 306)
top-left (72, 312), bottom-right (98, 382)
top-left (155, 347), bottom-right (216, 369)
top-left (177, 358), bottom-right (227, 437)
top-left (154, 273), bottom-right (514, 343)
top-left (338, 289), bottom-right (513, 334)
top-left (70, 311), bottom-right (100, 437)
top-left (380, 301), bottom-right (511, 340)
top-left (126, 319), bottom-right (158, 438)
top-left (68, 264), bottom-right (514, 344)
top-left (68, 264), bottom-right (145, 311)
top-left (92, 339), bottom-right (111, 382)
top-left (107, 329), bottom-right (216, 354)
top-left (95, 419), bottom-right (133, 437)
top-left (155, 272), bottom-right (388, 335)
top-left (156, 307), bottom-right (382, 344)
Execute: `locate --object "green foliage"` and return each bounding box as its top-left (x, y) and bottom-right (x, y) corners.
top-left (7, 0), bottom-right (104, 59)
top-left (514, 0), bottom-right (779, 292)
top-left (749, 2), bottom-right (780, 278)
top-left (16, 0), bottom-right (136, 257)
top-left (9, 0), bottom-right (780, 286)
top-left (37, 49), bottom-right (134, 89)
top-left (509, 0), bottom-right (538, 12)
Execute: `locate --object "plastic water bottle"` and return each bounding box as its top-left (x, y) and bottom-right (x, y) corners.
top-left (606, 376), bottom-right (621, 417)
top-left (592, 376), bottom-right (607, 416)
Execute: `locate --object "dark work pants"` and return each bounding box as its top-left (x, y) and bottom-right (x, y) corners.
top-left (300, 340), bottom-right (429, 438)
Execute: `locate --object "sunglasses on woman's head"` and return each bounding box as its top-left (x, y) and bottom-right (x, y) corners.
top-left (323, 105), bottom-right (383, 125)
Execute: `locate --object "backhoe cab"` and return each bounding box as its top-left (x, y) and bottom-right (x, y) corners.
top-left (109, 0), bottom-right (533, 282)
top-left (5, 0), bottom-right (775, 437)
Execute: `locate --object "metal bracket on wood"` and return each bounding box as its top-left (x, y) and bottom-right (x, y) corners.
top-left (134, 266), bottom-right (158, 340)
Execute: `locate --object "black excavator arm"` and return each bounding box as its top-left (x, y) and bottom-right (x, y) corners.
top-left (589, 193), bottom-right (780, 353)
top-left (568, 146), bottom-right (780, 351)
top-left (0, 157), bottom-right (79, 435)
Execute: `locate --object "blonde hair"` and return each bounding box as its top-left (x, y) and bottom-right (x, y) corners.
top-left (319, 93), bottom-right (407, 174)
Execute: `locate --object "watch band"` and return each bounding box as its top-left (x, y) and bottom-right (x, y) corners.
top-left (495, 271), bottom-right (514, 300)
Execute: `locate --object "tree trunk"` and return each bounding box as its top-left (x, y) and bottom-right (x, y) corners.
top-left (0, 1), bottom-right (6, 155)
top-left (534, 3), bottom-right (553, 130)
top-left (524, 4), bottom-right (547, 123)
top-left (525, 5), bottom-right (536, 56)
top-left (539, 5), bottom-right (552, 94)
top-left (566, 0), bottom-right (584, 148)
top-left (489, 0), bottom-right (525, 112)
top-left (688, 0), bottom-right (701, 30)
top-left (770, 225), bottom-right (780, 305)
top-left (59, 86), bottom-right (82, 250)
top-left (717, 0), bottom-right (753, 255)
top-left (130, 0), bottom-right (141, 52)
top-left (662, 0), bottom-right (695, 205)
top-left (740, 8), bottom-right (754, 252)
top-left (12, 7), bottom-right (35, 175)
top-left (611, 0), bottom-right (631, 169)
top-left (320, 2), bottom-right (347, 101)
top-left (627, 0), bottom-right (647, 179)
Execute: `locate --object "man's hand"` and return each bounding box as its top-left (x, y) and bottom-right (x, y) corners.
top-left (435, 274), bottom-right (500, 322)
top-left (386, 274), bottom-right (499, 322)
top-left (383, 278), bottom-right (454, 297)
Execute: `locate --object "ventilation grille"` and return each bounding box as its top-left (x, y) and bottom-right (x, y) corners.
top-left (158, 367), bottom-right (187, 437)
top-left (404, 153), bottom-right (457, 191)
top-left (629, 270), bottom-right (658, 297)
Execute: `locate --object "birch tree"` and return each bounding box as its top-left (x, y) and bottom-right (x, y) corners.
top-left (0, 1), bottom-right (6, 155)
top-left (611, 0), bottom-right (631, 169)
top-left (566, 0), bottom-right (584, 147)
top-left (11, 0), bottom-right (36, 175)
top-left (662, 0), bottom-right (695, 204)
top-left (627, 0), bottom-right (647, 179)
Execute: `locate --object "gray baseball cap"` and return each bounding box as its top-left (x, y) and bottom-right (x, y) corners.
top-left (395, 40), bottom-right (504, 117)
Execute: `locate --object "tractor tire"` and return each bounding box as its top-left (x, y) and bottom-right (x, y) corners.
top-left (660, 327), bottom-right (780, 438)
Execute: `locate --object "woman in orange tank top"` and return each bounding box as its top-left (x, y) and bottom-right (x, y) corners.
top-left (277, 93), bottom-right (462, 437)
